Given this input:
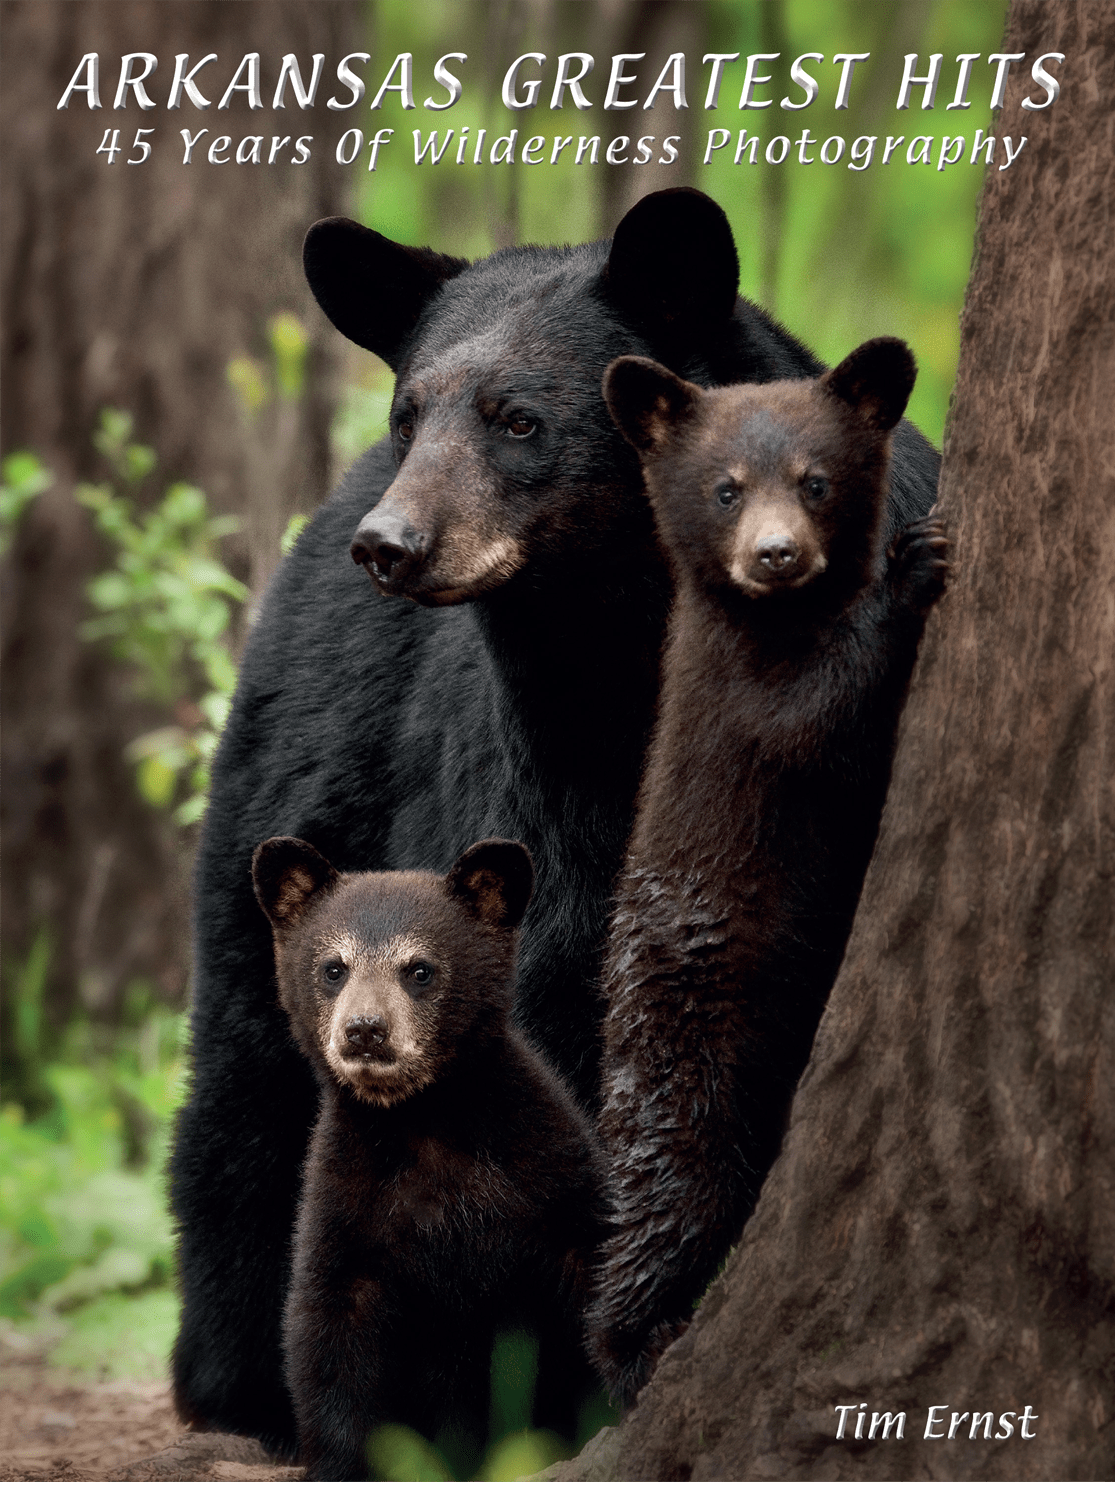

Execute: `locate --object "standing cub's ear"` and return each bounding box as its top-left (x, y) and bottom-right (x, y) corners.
top-left (446, 840), bottom-right (534, 931)
top-left (253, 838), bottom-right (340, 931)
top-left (822, 337), bottom-right (917, 432)
top-left (603, 356), bottom-right (704, 455)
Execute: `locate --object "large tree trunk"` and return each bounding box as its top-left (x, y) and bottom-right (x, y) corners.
top-left (0, 1), bottom-right (358, 1030)
top-left (553, 0), bottom-right (1113, 1480)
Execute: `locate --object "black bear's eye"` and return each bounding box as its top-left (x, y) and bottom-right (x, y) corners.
top-left (410, 962), bottom-right (435, 987)
top-left (804, 476), bottom-right (828, 501)
top-left (322, 961), bottom-right (347, 985)
top-left (396, 417), bottom-right (414, 442)
top-left (506, 416), bottom-right (536, 439)
top-left (716, 484), bottom-right (736, 509)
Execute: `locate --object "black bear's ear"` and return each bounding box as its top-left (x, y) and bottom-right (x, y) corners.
top-left (601, 189), bottom-right (739, 352)
top-left (253, 837), bottom-right (339, 931)
top-left (303, 217), bottom-right (469, 369)
top-left (822, 338), bottom-right (917, 432)
top-left (603, 356), bottom-right (703, 454)
top-left (446, 840), bottom-right (534, 931)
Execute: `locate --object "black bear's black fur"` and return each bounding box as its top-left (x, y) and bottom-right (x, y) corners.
top-left (251, 836), bottom-right (606, 1482)
top-left (170, 190), bottom-right (940, 1454)
top-left (587, 341), bottom-right (949, 1405)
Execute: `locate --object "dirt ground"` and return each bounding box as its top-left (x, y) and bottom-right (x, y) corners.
top-left (0, 1327), bottom-right (302, 1483)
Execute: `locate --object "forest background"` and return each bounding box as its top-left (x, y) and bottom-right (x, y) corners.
top-left (1, 0), bottom-right (1010, 1474)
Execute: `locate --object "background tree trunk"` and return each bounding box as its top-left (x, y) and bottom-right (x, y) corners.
top-left (552, 0), bottom-right (1114, 1480)
top-left (0, 1), bottom-right (359, 1032)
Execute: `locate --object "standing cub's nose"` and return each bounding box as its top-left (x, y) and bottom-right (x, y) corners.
top-left (344, 1016), bottom-right (389, 1053)
top-left (756, 535), bottom-right (801, 574)
top-left (351, 511), bottom-right (429, 587)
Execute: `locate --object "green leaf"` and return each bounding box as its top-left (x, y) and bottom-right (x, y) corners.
top-left (269, 312), bottom-right (309, 401)
top-left (227, 355), bottom-right (269, 415)
top-left (280, 513), bottom-right (309, 555)
top-left (368, 1425), bottom-right (454, 1483)
top-left (136, 755), bottom-right (178, 808)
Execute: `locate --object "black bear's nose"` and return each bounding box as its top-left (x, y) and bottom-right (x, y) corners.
top-left (344, 1015), bottom-right (389, 1051)
top-left (756, 535), bottom-right (800, 573)
top-left (351, 509), bottom-right (429, 587)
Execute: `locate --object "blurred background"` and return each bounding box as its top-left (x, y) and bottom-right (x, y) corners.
top-left (0, 0), bottom-right (1005, 1472)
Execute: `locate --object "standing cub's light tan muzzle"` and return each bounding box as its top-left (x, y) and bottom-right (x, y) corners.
top-left (729, 494), bottom-right (827, 596)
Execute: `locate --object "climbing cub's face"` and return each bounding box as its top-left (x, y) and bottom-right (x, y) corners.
top-left (603, 338), bottom-right (917, 605)
top-left (252, 838), bottom-right (533, 1106)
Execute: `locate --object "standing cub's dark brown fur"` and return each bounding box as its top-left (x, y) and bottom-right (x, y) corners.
top-left (252, 837), bottom-right (607, 1481)
top-left (588, 339), bottom-right (948, 1404)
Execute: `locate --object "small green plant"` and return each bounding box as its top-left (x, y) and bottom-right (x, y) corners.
top-left (76, 409), bottom-right (248, 825)
top-left (0, 450), bottom-right (53, 553)
top-left (0, 946), bottom-right (184, 1376)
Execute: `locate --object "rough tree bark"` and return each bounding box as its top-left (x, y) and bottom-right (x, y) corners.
top-left (0, 1), bottom-right (358, 1028)
top-left (552, 0), bottom-right (1114, 1480)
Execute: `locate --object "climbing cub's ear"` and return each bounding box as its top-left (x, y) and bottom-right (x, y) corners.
top-left (601, 188), bottom-right (740, 353)
top-left (252, 838), bottom-right (339, 932)
top-left (303, 217), bottom-right (468, 369)
top-left (603, 356), bottom-right (704, 455)
top-left (446, 840), bottom-right (534, 931)
top-left (822, 337), bottom-right (917, 432)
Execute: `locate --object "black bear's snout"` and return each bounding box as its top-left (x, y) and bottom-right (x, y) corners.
top-left (351, 511), bottom-right (429, 588)
top-left (756, 535), bottom-right (802, 574)
top-left (343, 1015), bottom-right (390, 1055)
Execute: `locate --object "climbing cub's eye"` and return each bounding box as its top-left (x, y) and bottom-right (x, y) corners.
top-left (804, 476), bottom-right (828, 501)
top-left (396, 418), bottom-right (415, 442)
top-left (322, 961), bottom-right (347, 985)
top-left (716, 484), bottom-right (737, 509)
top-left (410, 962), bottom-right (435, 987)
top-left (506, 416), bottom-right (536, 439)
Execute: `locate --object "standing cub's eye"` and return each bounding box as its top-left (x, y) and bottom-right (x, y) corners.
top-left (396, 417), bottom-right (415, 442)
top-left (804, 476), bottom-right (829, 501)
top-left (716, 483), bottom-right (737, 509)
top-left (322, 961), bottom-right (347, 985)
top-left (506, 416), bottom-right (536, 439)
top-left (410, 962), bottom-right (435, 987)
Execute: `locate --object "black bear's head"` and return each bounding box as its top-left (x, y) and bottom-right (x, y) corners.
top-left (253, 837), bottom-right (534, 1106)
top-left (603, 337), bottom-right (916, 608)
top-left (301, 191), bottom-right (744, 609)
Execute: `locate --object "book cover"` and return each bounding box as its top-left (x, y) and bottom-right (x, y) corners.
top-left (2, 0), bottom-right (1105, 1484)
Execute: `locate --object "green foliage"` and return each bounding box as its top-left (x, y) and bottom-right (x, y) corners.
top-left (331, 377), bottom-right (394, 470)
top-left (76, 408), bottom-right (247, 826)
top-left (280, 512), bottom-right (310, 556)
top-left (269, 312), bottom-right (310, 401)
top-left (364, 1327), bottom-right (612, 1481)
top-left (368, 1425), bottom-right (455, 1482)
top-left (0, 963), bottom-right (184, 1372)
top-left (227, 312), bottom-right (310, 418)
top-left (0, 450), bottom-right (53, 553)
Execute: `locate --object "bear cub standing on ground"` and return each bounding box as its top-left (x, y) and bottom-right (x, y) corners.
top-left (588, 338), bottom-right (948, 1404)
top-left (253, 836), bottom-right (607, 1481)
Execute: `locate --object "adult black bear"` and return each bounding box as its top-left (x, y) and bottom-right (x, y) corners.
top-left (170, 190), bottom-right (940, 1454)
top-left (252, 836), bottom-right (606, 1480)
top-left (587, 341), bottom-right (948, 1404)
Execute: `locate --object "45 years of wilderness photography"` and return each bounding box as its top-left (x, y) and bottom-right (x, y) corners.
top-left (60, 45), bottom-right (1064, 174)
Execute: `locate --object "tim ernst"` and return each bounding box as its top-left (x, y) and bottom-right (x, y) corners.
top-left (834, 1404), bottom-right (1040, 1440)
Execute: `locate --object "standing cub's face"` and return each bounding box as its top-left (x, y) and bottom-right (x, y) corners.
top-left (603, 338), bottom-right (917, 605)
top-left (252, 839), bottom-right (534, 1106)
